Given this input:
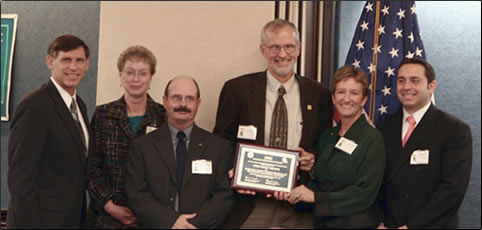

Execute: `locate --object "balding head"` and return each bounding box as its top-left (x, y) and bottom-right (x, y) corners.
top-left (164, 75), bottom-right (200, 99)
top-left (163, 75), bottom-right (202, 130)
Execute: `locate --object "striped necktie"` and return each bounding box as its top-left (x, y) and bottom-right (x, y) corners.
top-left (70, 98), bottom-right (86, 155)
top-left (269, 86), bottom-right (288, 148)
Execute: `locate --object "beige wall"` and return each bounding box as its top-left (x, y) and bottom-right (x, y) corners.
top-left (97, 2), bottom-right (275, 131)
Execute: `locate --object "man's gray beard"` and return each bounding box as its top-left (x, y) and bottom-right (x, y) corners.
top-left (273, 66), bottom-right (295, 78)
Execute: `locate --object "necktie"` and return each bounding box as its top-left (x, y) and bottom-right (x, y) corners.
top-left (176, 131), bottom-right (188, 194)
top-left (402, 115), bottom-right (416, 147)
top-left (70, 98), bottom-right (87, 155)
top-left (269, 86), bottom-right (288, 148)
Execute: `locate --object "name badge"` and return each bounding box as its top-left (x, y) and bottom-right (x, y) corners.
top-left (146, 126), bottom-right (157, 134)
top-left (192, 159), bottom-right (212, 175)
top-left (410, 149), bottom-right (429, 165)
top-left (237, 125), bottom-right (257, 140)
top-left (335, 137), bottom-right (358, 155)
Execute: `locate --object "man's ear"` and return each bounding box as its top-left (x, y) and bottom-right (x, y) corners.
top-left (46, 55), bottom-right (54, 70)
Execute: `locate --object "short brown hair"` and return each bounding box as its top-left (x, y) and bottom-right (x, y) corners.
top-left (332, 65), bottom-right (370, 97)
top-left (47, 34), bottom-right (90, 59)
top-left (397, 58), bottom-right (436, 83)
top-left (117, 45), bottom-right (157, 75)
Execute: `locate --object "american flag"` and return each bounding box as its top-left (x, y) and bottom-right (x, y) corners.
top-left (344, 1), bottom-right (426, 126)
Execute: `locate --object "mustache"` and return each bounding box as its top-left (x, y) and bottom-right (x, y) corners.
top-left (174, 106), bottom-right (191, 113)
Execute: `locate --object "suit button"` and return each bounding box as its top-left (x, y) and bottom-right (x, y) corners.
top-left (169, 197), bottom-right (174, 202)
top-left (405, 194), bottom-right (410, 199)
top-left (416, 167), bottom-right (421, 172)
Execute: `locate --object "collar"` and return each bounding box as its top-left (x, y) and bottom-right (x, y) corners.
top-left (403, 100), bottom-right (432, 124)
top-left (50, 76), bottom-right (77, 107)
top-left (168, 122), bottom-right (194, 141)
top-left (266, 70), bottom-right (296, 95)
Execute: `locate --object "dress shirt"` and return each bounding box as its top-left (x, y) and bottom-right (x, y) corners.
top-left (264, 70), bottom-right (303, 150)
top-left (401, 101), bottom-right (432, 142)
top-left (50, 77), bottom-right (89, 149)
top-left (167, 123), bottom-right (194, 211)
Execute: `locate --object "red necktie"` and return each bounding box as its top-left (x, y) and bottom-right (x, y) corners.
top-left (402, 115), bottom-right (416, 147)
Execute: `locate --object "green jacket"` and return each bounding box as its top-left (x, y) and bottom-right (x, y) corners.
top-left (310, 115), bottom-right (385, 227)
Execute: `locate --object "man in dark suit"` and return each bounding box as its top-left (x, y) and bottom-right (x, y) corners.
top-left (378, 58), bottom-right (472, 229)
top-left (213, 19), bottom-right (332, 228)
top-left (7, 34), bottom-right (91, 228)
top-left (125, 76), bottom-right (234, 228)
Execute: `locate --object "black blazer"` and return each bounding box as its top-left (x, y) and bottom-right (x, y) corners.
top-left (125, 123), bottom-right (235, 228)
top-left (213, 71), bottom-right (333, 227)
top-left (7, 80), bottom-right (89, 228)
top-left (378, 104), bottom-right (472, 228)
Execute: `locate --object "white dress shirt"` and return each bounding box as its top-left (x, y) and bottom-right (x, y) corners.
top-left (50, 77), bottom-right (89, 150)
top-left (264, 71), bottom-right (303, 150)
top-left (401, 100), bottom-right (432, 142)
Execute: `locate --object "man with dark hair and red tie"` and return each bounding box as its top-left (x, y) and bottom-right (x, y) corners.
top-left (378, 58), bottom-right (473, 229)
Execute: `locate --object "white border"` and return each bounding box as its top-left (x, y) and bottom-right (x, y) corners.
top-left (1, 14), bottom-right (18, 121)
top-left (234, 144), bottom-right (298, 192)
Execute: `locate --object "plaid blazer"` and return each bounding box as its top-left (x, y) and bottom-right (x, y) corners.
top-left (87, 95), bottom-right (165, 228)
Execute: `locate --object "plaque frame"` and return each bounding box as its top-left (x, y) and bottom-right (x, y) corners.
top-left (231, 142), bottom-right (300, 194)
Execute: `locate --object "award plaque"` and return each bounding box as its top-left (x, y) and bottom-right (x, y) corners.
top-left (231, 143), bottom-right (300, 193)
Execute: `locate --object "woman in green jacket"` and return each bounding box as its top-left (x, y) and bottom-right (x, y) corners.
top-left (278, 66), bottom-right (386, 228)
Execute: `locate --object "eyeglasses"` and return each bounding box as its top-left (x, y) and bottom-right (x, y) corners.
top-left (169, 95), bottom-right (197, 105)
top-left (263, 44), bottom-right (298, 54)
top-left (121, 70), bottom-right (151, 79)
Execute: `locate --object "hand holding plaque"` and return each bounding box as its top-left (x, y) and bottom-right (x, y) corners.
top-left (231, 143), bottom-right (300, 194)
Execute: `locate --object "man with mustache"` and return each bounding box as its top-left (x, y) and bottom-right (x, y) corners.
top-left (214, 19), bottom-right (333, 228)
top-left (125, 76), bottom-right (234, 228)
top-left (7, 34), bottom-right (90, 228)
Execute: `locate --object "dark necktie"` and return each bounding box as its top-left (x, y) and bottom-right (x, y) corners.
top-left (269, 86), bottom-right (288, 148)
top-left (70, 98), bottom-right (87, 155)
top-left (176, 131), bottom-right (188, 194)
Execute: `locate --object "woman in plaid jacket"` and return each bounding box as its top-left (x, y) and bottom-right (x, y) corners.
top-left (87, 46), bottom-right (166, 228)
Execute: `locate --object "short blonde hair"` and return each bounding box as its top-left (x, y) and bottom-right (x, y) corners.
top-left (117, 45), bottom-right (157, 75)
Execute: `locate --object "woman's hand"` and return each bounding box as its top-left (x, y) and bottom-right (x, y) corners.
top-left (287, 185), bottom-right (315, 204)
top-left (104, 200), bottom-right (137, 225)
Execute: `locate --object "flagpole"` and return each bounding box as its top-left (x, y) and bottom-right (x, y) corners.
top-left (370, 1), bottom-right (381, 123)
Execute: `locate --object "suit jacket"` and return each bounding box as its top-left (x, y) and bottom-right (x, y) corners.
top-left (125, 123), bottom-right (235, 228)
top-left (213, 71), bottom-right (333, 227)
top-left (378, 104), bottom-right (472, 228)
top-left (7, 80), bottom-right (89, 228)
top-left (87, 95), bottom-right (165, 228)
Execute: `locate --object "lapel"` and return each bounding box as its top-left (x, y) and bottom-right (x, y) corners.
top-left (46, 80), bottom-right (87, 166)
top-left (318, 116), bottom-right (366, 164)
top-left (136, 95), bottom-right (163, 135)
top-left (296, 75), bottom-right (312, 146)
top-left (387, 104), bottom-right (438, 182)
top-left (76, 96), bottom-right (89, 128)
top-left (76, 95), bottom-right (90, 151)
top-left (248, 72), bottom-right (267, 144)
top-left (153, 123), bottom-right (178, 184)
top-left (108, 96), bottom-right (133, 138)
top-left (318, 125), bottom-right (339, 165)
top-left (182, 124), bottom-right (207, 191)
